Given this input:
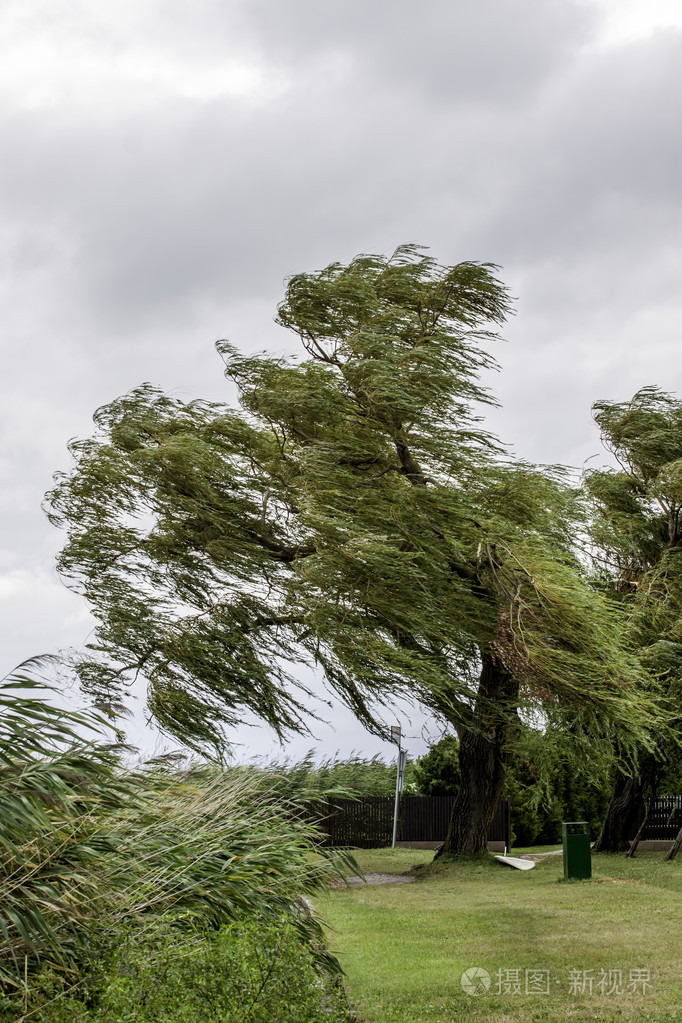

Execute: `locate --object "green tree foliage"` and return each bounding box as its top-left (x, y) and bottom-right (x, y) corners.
top-left (586, 388), bottom-right (682, 851)
top-left (46, 246), bottom-right (658, 853)
top-left (414, 732), bottom-right (613, 845)
top-left (413, 736), bottom-right (462, 796)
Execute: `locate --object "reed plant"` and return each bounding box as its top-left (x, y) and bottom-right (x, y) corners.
top-left (266, 751), bottom-right (416, 798)
top-left (0, 672), bottom-right (357, 1018)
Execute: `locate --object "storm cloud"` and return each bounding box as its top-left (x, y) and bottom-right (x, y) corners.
top-left (1, 0), bottom-right (680, 758)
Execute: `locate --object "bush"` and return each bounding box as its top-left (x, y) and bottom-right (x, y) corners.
top-left (0, 674), bottom-right (358, 1017)
top-left (20, 919), bottom-right (355, 1023)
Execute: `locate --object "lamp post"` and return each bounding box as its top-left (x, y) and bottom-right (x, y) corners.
top-left (390, 726), bottom-right (407, 848)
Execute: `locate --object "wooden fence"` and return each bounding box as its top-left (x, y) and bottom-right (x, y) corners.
top-left (309, 795), bottom-right (511, 849)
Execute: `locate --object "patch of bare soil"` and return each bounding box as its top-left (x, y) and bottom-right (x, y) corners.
top-left (331, 872), bottom-right (416, 887)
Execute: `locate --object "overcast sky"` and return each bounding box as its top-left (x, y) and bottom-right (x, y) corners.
top-left (1, 0), bottom-right (680, 763)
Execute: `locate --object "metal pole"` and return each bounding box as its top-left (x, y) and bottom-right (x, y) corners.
top-left (392, 746), bottom-right (406, 848)
top-left (391, 752), bottom-right (401, 848)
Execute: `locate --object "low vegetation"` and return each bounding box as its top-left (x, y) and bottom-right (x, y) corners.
top-left (4, 682), bottom-right (679, 1023)
top-left (320, 847), bottom-right (682, 1023)
top-left (270, 751), bottom-right (416, 798)
top-left (0, 674), bottom-right (357, 1022)
top-left (25, 920), bottom-right (355, 1023)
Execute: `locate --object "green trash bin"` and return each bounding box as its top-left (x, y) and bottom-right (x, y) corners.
top-left (562, 821), bottom-right (591, 880)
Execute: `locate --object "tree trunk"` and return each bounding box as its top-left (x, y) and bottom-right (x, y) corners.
top-left (625, 805), bottom-right (648, 858)
top-left (593, 772), bottom-right (644, 853)
top-left (438, 652), bottom-right (518, 856)
top-left (665, 824), bottom-right (682, 862)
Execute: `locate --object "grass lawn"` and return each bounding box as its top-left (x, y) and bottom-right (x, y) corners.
top-left (318, 847), bottom-right (682, 1023)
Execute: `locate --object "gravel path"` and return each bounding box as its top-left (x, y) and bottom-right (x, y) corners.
top-left (332, 853), bottom-right (564, 885)
top-left (332, 872), bottom-right (416, 887)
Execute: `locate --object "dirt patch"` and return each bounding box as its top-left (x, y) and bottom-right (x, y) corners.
top-left (331, 872), bottom-right (416, 888)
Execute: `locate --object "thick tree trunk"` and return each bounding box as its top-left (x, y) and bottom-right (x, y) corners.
top-left (439, 652), bottom-right (518, 856)
top-left (593, 772), bottom-right (644, 853)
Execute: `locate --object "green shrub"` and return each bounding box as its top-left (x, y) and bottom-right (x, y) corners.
top-left (20, 919), bottom-right (355, 1023)
top-left (0, 674), bottom-right (358, 1012)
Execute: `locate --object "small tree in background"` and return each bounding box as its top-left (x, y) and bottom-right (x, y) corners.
top-left (586, 388), bottom-right (682, 851)
top-left (47, 246), bottom-right (658, 855)
top-left (414, 731), bottom-right (613, 846)
top-left (413, 735), bottom-right (462, 796)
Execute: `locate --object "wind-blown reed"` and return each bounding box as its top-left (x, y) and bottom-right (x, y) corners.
top-left (0, 674), bottom-right (355, 1004)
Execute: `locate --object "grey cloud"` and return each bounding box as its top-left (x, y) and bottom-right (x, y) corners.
top-left (0, 0), bottom-right (680, 754)
top-left (0, 1), bottom-right (603, 334)
top-left (240, 0), bottom-right (597, 107)
top-left (3, 14), bottom-right (674, 341)
top-left (471, 33), bottom-right (682, 264)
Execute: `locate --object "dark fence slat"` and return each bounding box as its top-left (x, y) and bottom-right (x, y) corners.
top-left (638, 796), bottom-right (682, 840)
top-left (311, 794), bottom-right (682, 848)
top-left (310, 795), bottom-right (510, 849)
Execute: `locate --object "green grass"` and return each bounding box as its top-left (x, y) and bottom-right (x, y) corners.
top-left (319, 848), bottom-right (682, 1023)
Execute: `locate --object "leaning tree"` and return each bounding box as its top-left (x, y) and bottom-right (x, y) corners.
top-left (46, 246), bottom-right (657, 854)
top-left (586, 387), bottom-right (682, 852)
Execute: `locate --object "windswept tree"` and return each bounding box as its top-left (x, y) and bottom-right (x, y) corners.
top-left (47, 246), bottom-right (656, 854)
top-left (586, 387), bottom-right (682, 852)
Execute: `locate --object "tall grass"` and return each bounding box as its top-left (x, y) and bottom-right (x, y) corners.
top-left (265, 751), bottom-right (416, 798)
top-left (0, 674), bottom-right (357, 1013)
